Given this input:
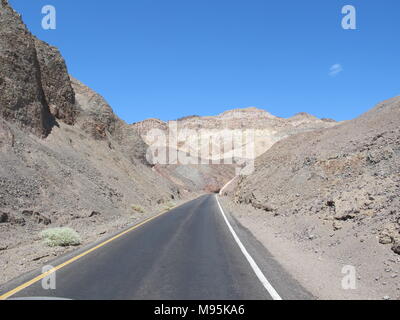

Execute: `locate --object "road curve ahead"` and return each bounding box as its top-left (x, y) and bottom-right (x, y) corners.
top-left (2, 195), bottom-right (312, 300)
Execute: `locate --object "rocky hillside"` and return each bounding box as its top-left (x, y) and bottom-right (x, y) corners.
top-left (230, 96), bottom-right (400, 255)
top-left (133, 107), bottom-right (337, 192)
top-left (0, 0), bottom-right (183, 284)
top-left (134, 107), bottom-right (337, 160)
top-left (0, 0), bottom-right (180, 214)
top-left (0, 0), bottom-right (76, 136)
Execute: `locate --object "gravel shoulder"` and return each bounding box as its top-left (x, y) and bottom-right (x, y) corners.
top-left (220, 196), bottom-right (400, 300)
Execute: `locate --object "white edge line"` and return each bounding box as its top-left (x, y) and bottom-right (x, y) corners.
top-left (215, 195), bottom-right (283, 301)
top-left (219, 176), bottom-right (238, 196)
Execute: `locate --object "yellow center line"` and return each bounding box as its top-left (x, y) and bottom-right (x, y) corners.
top-left (0, 209), bottom-right (171, 300)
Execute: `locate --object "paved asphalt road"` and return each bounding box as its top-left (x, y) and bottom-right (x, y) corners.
top-left (1, 195), bottom-right (312, 300)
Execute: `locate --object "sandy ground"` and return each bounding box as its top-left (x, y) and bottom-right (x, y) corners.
top-left (220, 196), bottom-right (400, 300)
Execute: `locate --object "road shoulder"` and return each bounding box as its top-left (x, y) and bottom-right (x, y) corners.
top-left (218, 196), bottom-right (399, 300)
top-left (216, 195), bottom-right (313, 300)
top-left (0, 194), bottom-right (205, 299)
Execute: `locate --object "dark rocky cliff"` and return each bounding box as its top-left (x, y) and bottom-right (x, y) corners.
top-left (0, 0), bottom-right (76, 137)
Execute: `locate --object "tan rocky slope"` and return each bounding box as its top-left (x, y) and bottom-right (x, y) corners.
top-left (134, 107), bottom-right (338, 161)
top-left (0, 1), bottom-right (184, 284)
top-left (132, 107), bottom-right (338, 192)
top-left (0, 0), bottom-right (180, 217)
top-left (231, 96), bottom-right (400, 254)
top-left (220, 97), bottom-right (400, 298)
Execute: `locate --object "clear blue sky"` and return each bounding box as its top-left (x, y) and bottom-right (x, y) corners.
top-left (9, 0), bottom-right (400, 123)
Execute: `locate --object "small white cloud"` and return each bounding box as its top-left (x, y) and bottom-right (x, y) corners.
top-left (329, 64), bottom-right (343, 77)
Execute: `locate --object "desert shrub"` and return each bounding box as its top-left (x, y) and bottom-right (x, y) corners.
top-left (40, 227), bottom-right (81, 247)
top-left (164, 201), bottom-right (176, 211)
top-left (131, 205), bottom-right (145, 213)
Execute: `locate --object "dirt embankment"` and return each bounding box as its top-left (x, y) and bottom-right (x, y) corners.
top-left (224, 97), bottom-right (400, 299)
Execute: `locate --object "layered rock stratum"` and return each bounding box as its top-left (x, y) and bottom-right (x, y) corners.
top-left (133, 107), bottom-right (337, 162)
top-left (132, 107), bottom-right (337, 192)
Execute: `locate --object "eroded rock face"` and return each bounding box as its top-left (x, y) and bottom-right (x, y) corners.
top-left (133, 107), bottom-right (338, 162)
top-left (71, 77), bottom-right (120, 140)
top-left (0, 0), bottom-right (76, 137)
top-left (21, 210), bottom-right (51, 225)
top-left (0, 0), bottom-right (181, 235)
top-left (131, 107), bottom-right (338, 192)
top-left (0, 211), bottom-right (25, 225)
top-left (0, 1), bottom-right (54, 137)
top-left (70, 77), bottom-right (153, 165)
top-left (34, 39), bottom-right (77, 125)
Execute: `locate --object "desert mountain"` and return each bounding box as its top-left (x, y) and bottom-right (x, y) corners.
top-left (134, 107), bottom-right (337, 161)
top-left (0, 0), bottom-right (183, 283)
top-left (228, 97), bottom-right (400, 255)
top-left (218, 96), bottom-right (400, 299)
top-left (132, 107), bottom-right (337, 192)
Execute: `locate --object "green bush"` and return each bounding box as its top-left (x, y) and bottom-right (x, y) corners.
top-left (40, 227), bottom-right (81, 247)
